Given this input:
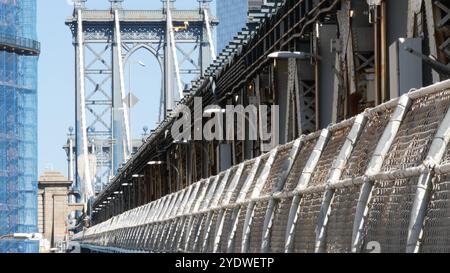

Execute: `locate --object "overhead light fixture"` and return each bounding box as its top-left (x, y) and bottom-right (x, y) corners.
top-left (173, 139), bottom-right (190, 145)
top-left (268, 51), bottom-right (312, 60)
top-left (203, 108), bottom-right (226, 115)
top-left (148, 161), bottom-right (165, 165)
top-left (349, 10), bottom-right (354, 18)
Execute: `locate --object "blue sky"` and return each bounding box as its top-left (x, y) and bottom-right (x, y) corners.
top-left (37, 0), bottom-right (217, 176)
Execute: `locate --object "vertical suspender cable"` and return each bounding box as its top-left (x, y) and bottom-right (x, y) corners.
top-left (167, 7), bottom-right (184, 99)
top-left (114, 9), bottom-right (132, 160)
top-left (203, 9), bottom-right (216, 61)
top-left (77, 9), bottom-right (94, 200)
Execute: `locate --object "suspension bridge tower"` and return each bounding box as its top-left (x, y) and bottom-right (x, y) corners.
top-left (65, 0), bottom-right (218, 203)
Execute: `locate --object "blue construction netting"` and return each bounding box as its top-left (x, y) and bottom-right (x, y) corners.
top-left (0, 0), bottom-right (39, 253)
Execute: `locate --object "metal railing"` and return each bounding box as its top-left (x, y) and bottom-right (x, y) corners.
top-left (77, 79), bottom-right (450, 253)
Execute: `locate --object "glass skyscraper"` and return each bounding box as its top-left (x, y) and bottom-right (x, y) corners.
top-left (216, 0), bottom-right (265, 53)
top-left (0, 0), bottom-right (40, 253)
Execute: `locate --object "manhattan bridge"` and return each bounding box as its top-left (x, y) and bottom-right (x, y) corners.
top-left (68, 0), bottom-right (450, 254)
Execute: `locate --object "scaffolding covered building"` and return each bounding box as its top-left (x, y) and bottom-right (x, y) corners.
top-left (0, 0), bottom-right (40, 252)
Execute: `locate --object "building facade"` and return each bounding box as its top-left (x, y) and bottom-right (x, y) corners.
top-left (38, 172), bottom-right (72, 251)
top-left (0, 0), bottom-right (40, 253)
top-left (216, 0), bottom-right (265, 53)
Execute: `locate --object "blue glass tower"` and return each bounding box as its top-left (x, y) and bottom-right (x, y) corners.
top-left (0, 0), bottom-right (40, 253)
top-left (216, 0), bottom-right (265, 53)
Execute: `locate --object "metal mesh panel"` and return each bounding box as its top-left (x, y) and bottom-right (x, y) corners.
top-left (293, 192), bottom-right (324, 253)
top-left (421, 174), bottom-right (450, 253)
top-left (362, 178), bottom-right (418, 253)
top-left (156, 223), bottom-right (168, 251)
top-left (232, 205), bottom-right (248, 253)
top-left (194, 180), bottom-right (209, 211)
top-left (174, 217), bottom-right (191, 252)
top-left (342, 109), bottom-right (393, 179)
top-left (156, 222), bottom-right (170, 251)
top-left (246, 155), bottom-right (270, 199)
top-left (230, 161), bottom-right (255, 203)
top-left (309, 126), bottom-right (351, 187)
top-left (186, 215), bottom-right (202, 251)
top-left (268, 197), bottom-right (293, 253)
top-left (382, 91), bottom-right (450, 171)
top-left (164, 219), bottom-right (178, 252)
top-left (142, 225), bottom-right (153, 251)
top-left (261, 143), bottom-right (294, 195)
top-left (199, 177), bottom-right (218, 209)
top-left (204, 211), bottom-right (219, 252)
top-left (148, 223), bottom-right (162, 251)
top-left (151, 223), bottom-right (163, 251)
top-left (247, 201), bottom-right (269, 253)
top-left (115, 229), bottom-right (122, 248)
top-left (134, 225), bottom-right (146, 250)
top-left (218, 209), bottom-right (233, 253)
top-left (141, 225), bottom-right (152, 250)
top-left (168, 218), bottom-right (184, 252)
top-left (133, 226), bottom-right (143, 249)
top-left (164, 221), bottom-right (177, 252)
top-left (192, 213), bottom-right (208, 253)
top-left (208, 173), bottom-right (225, 206)
top-left (132, 226), bottom-right (141, 249)
top-left (217, 167), bottom-right (237, 205)
top-left (283, 138), bottom-right (318, 192)
top-left (325, 185), bottom-right (361, 253)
